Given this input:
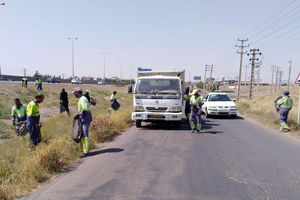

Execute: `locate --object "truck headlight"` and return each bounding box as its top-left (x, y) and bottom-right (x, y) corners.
top-left (169, 106), bottom-right (182, 112)
top-left (134, 106), bottom-right (144, 112)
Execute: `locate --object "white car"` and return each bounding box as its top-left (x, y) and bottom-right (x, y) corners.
top-left (71, 78), bottom-right (82, 84)
top-left (202, 92), bottom-right (237, 118)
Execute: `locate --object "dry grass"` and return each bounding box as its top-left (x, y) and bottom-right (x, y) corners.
top-left (237, 88), bottom-right (299, 134)
top-left (0, 83), bottom-right (124, 140)
top-left (0, 83), bottom-right (133, 199)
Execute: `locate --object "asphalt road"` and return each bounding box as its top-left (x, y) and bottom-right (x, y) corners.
top-left (23, 116), bottom-right (300, 200)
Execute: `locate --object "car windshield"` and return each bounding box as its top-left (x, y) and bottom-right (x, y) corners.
top-left (208, 94), bottom-right (231, 101)
top-left (136, 79), bottom-right (180, 94)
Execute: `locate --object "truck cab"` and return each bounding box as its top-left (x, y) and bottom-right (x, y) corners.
top-left (130, 71), bottom-right (186, 127)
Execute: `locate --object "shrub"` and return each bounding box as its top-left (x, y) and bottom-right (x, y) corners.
top-left (90, 116), bottom-right (119, 143)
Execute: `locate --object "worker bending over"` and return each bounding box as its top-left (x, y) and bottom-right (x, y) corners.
top-left (110, 91), bottom-right (120, 110)
top-left (73, 88), bottom-right (93, 156)
top-left (26, 94), bottom-right (44, 147)
top-left (277, 90), bottom-right (293, 132)
top-left (189, 89), bottom-right (203, 133)
top-left (12, 98), bottom-right (27, 126)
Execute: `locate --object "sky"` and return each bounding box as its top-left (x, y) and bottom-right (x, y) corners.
top-left (0, 0), bottom-right (299, 82)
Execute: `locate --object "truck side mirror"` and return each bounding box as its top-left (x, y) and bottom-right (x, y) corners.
top-left (128, 85), bottom-right (133, 94)
top-left (184, 87), bottom-right (190, 95)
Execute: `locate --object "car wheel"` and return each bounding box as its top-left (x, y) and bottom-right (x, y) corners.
top-left (136, 120), bottom-right (142, 128)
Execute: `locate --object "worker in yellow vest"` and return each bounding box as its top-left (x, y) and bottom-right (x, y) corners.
top-left (190, 89), bottom-right (204, 133)
top-left (73, 88), bottom-right (93, 156)
top-left (11, 98), bottom-right (27, 126)
top-left (35, 78), bottom-right (43, 91)
top-left (26, 94), bottom-right (44, 147)
top-left (277, 90), bottom-right (293, 132)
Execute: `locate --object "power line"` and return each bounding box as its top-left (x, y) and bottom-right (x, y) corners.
top-left (248, 2), bottom-right (300, 39)
top-left (257, 24), bottom-right (300, 47)
top-left (250, 13), bottom-right (300, 45)
top-left (243, 0), bottom-right (298, 38)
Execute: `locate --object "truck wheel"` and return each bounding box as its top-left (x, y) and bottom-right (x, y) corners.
top-left (136, 120), bottom-right (142, 128)
top-left (174, 121), bottom-right (181, 128)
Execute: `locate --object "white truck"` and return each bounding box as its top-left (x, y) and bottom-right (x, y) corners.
top-left (128, 70), bottom-right (188, 127)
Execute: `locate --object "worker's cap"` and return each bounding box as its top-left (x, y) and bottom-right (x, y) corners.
top-left (86, 90), bottom-right (90, 93)
top-left (192, 89), bottom-right (199, 94)
top-left (72, 88), bottom-right (82, 93)
top-left (283, 90), bottom-right (289, 95)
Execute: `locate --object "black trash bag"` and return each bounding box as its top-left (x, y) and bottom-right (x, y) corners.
top-left (90, 98), bottom-right (96, 106)
top-left (72, 114), bottom-right (83, 143)
top-left (274, 96), bottom-right (282, 112)
top-left (110, 99), bottom-right (120, 110)
top-left (15, 121), bottom-right (28, 136)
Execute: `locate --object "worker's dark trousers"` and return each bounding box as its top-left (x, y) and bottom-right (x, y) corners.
top-left (279, 107), bottom-right (290, 124)
top-left (190, 110), bottom-right (201, 130)
top-left (60, 102), bottom-right (70, 114)
top-left (27, 116), bottom-right (41, 146)
top-left (37, 84), bottom-right (42, 90)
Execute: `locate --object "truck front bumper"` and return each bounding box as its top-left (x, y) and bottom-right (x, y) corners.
top-left (132, 112), bottom-right (183, 121)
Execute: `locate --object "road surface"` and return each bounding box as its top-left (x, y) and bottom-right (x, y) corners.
top-left (23, 116), bottom-right (300, 200)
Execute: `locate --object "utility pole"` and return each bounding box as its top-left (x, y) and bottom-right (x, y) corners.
top-left (67, 37), bottom-right (78, 78)
top-left (100, 51), bottom-right (108, 81)
top-left (22, 68), bottom-right (27, 77)
top-left (204, 65), bottom-right (208, 91)
top-left (271, 66), bottom-right (276, 95)
top-left (247, 49), bottom-right (261, 99)
top-left (118, 60), bottom-right (124, 84)
top-left (288, 60), bottom-right (292, 90)
top-left (236, 38), bottom-right (249, 101)
top-left (255, 61), bottom-right (262, 94)
top-left (209, 65), bottom-right (214, 92)
top-left (275, 66), bottom-right (279, 94)
top-left (205, 64), bottom-right (213, 91)
top-left (278, 70), bottom-right (284, 90)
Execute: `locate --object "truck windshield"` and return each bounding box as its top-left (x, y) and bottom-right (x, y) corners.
top-left (136, 79), bottom-right (180, 94)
